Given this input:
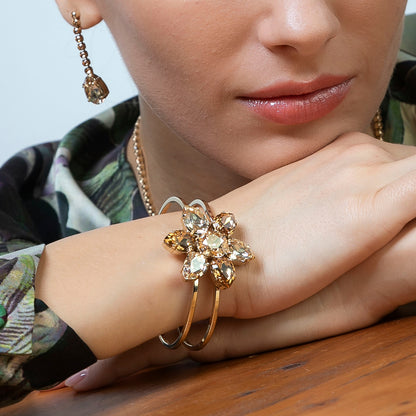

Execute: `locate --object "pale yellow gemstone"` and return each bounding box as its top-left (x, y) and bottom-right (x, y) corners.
top-left (198, 231), bottom-right (228, 258)
top-left (215, 212), bottom-right (237, 235)
top-left (182, 252), bottom-right (208, 280)
top-left (182, 206), bottom-right (209, 236)
top-left (227, 239), bottom-right (254, 263)
top-left (211, 259), bottom-right (236, 289)
top-left (83, 75), bottom-right (109, 104)
top-left (164, 230), bottom-right (194, 254)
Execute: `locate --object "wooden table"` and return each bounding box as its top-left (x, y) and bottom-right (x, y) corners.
top-left (4, 316), bottom-right (416, 416)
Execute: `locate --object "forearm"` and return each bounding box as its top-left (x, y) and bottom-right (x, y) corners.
top-left (34, 212), bottom-right (216, 359)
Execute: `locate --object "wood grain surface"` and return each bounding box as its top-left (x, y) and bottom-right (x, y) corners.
top-left (4, 317), bottom-right (416, 416)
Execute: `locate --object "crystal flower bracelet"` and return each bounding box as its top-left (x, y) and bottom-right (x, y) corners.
top-left (158, 197), bottom-right (254, 350)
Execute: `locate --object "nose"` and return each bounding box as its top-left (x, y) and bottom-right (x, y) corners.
top-left (257, 0), bottom-right (340, 57)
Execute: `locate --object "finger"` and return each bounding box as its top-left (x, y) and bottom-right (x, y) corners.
top-left (375, 164), bottom-right (416, 227)
top-left (66, 338), bottom-right (187, 391)
top-left (378, 140), bottom-right (416, 160)
top-left (346, 218), bottom-right (416, 319)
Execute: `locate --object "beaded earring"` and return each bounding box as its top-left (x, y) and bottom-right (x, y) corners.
top-left (71, 11), bottom-right (109, 104)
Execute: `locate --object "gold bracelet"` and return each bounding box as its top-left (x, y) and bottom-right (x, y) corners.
top-left (158, 196), bottom-right (254, 351)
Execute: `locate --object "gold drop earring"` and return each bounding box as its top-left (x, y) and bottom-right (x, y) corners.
top-left (71, 11), bottom-right (109, 104)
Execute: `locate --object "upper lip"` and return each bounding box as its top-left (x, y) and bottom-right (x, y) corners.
top-left (240, 75), bottom-right (353, 99)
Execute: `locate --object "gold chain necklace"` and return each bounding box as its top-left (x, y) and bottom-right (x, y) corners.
top-left (372, 109), bottom-right (384, 142)
top-left (132, 117), bottom-right (157, 216)
top-left (132, 111), bottom-right (384, 216)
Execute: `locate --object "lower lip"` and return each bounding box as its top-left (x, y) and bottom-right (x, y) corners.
top-left (240, 79), bottom-right (353, 125)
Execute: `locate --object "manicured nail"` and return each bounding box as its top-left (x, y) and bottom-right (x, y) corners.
top-left (65, 368), bottom-right (89, 388)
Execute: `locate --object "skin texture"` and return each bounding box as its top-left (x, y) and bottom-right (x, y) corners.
top-left (56, 0), bottom-right (407, 206)
top-left (46, 0), bottom-right (416, 392)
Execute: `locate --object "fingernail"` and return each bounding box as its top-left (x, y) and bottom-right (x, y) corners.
top-left (65, 368), bottom-right (89, 388)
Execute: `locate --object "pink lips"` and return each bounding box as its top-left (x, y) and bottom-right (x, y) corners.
top-left (239, 76), bottom-right (353, 125)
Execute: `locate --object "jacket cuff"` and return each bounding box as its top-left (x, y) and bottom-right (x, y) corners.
top-left (0, 248), bottom-right (44, 354)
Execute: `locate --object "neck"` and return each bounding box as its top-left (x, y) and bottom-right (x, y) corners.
top-left (127, 98), bottom-right (249, 212)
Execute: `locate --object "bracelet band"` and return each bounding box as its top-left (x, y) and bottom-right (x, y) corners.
top-left (158, 279), bottom-right (199, 349)
top-left (158, 196), bottom-right (254, 351)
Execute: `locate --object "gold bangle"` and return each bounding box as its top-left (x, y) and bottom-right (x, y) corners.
top-left (158, 196), bottom-right (254, 351)
top-left (158, 278), bottom-right (199, 349)
top-left (183, 286), bottom-right (220, 351)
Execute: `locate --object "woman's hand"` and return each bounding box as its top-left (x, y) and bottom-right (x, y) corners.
top-left (64, 134), bottom-right (416, 391)
top-left (216, 132), bottom-right (416, 320)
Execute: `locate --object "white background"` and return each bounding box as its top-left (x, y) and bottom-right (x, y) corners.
top-left (2, 1), bottom-right (416, 165)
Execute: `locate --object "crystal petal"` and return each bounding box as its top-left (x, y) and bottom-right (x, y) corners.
top-left (182, 205), bottom-right (209, 236)
top-left (182, 252), bottom-right (208, 280)
top-left (164, 230), bottom-right (194, 254)
top-left (214, 212), bottom-right (237, 235)
top-left (227, 239), bottom-right (254, 263)
top-left (211, 259), bottom-right (236, 289)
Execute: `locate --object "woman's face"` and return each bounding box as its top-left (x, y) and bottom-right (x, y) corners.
top-left (98, 0), bottom-right (407, 179)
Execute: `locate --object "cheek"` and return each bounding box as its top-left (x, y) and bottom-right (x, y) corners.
top-left (102, 0), bottom-right (256, 147)
top-left (106, 2), bottom-right (244, 86)
top-left (338, 0), bottom-right (405, 65)
top-left (333, 0), bottom-right (406, 124)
